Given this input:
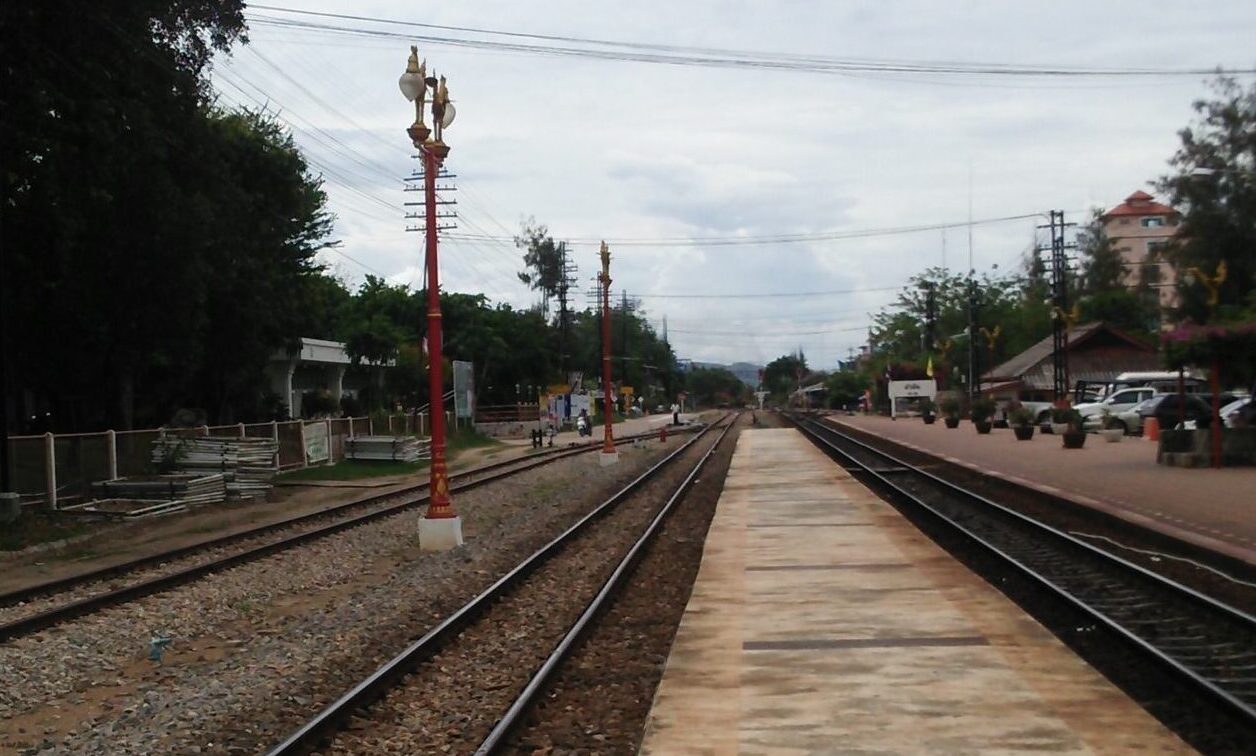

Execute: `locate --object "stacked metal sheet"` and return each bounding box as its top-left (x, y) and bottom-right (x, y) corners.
top-left (151, 436), bottom-right (279, 498)
top-left (90, 473), bottom-right (228, 506)
top-left (63, 498), bottom-right (190, 519)
top-left (345, 435), bottom-right (431, 463)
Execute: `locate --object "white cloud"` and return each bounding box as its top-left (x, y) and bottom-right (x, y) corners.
top-left (214, 0), bottom-right (1256, 368)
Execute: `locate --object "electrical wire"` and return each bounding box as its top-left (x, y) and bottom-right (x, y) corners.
top-left (244, 6), bottom-right (1256, 79)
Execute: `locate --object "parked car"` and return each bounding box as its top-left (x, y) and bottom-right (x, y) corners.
top-left (1117, 397), bottom-right (1158, 435)
top-left (1221, 397), bottom-right (1253, 428)
top-left (1077, 387), bottom-right (1159, 432)
top-left (1138, 393), bottom-right (1245, 430)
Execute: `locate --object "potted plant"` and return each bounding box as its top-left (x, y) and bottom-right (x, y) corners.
top-left (1099, 409), bottom-right (1124, 443)
top-left (970, 397), bottom-right (996, 434)
top-left (940, 398), bottom-right (961, 429)
top-left (1049, 406), bottom-right (1072, 436)
top-left (918, 398), bottom-right (937, 424)
top-left (1061, 409), bottom-right (1087, 449)
top-left (1009, 407), bottom-right (1035, 440)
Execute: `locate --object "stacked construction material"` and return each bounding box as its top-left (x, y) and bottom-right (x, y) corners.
top-left (91, 473), bottom-right (228, 506)
top-left (345, 435), bottom-right (431, 463)
top-left (151, 436), bottom-right (279, 498)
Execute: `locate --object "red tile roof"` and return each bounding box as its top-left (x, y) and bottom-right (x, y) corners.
top-left (1102, 190), bottom-right (1177, 219)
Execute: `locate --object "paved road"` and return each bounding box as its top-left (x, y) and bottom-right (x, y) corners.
top-left (832, 414), bottom-right (1256, 567)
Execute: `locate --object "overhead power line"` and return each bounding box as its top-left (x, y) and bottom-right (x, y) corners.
top-left (444, 212), bottom-right (1048, 248)
top-left (244, 6), bottom-right (1256, 79)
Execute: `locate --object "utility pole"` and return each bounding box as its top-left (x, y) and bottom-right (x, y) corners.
top-left (967, 277), bottom-right (979, 402)
top-left (923, 282), bottom-right (938, 355)
top-left (1037, 210), bottom-right (1076, 403)
top-left (598, 242), bottom-right (618, 465)
top-left (620, 289), bottom-right (629, 387)
top-left (557, 241), bottom-right (576, 377)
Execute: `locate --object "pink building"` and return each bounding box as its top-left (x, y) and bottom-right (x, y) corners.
top-left (1100, 190), bottom-right (1180, 315)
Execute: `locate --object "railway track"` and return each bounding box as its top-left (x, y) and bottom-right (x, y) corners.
top-left (787, 412), bottom-right (1256, 750)
top-left (0, 426), bottom-right (694, 642)
top-left (265, 413), bottom-right (737, 755)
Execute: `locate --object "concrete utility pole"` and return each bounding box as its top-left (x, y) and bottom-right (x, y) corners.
top-left (598, 242), bottom-right (618, 466)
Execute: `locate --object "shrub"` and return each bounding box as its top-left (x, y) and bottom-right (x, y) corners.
top-left (1050, 406), bottom-right (1073, 424)
top-left (939, 398), bottom-right (961, 418)
top-left (970, 397), bottom-right (996, 422)
top-left (1009, 407), bottom-right (1034, 426)
top-left (302, 390), bottom-right (339, 418)
top-left (918, 398), bottom-right (936, 415)
top-left (340, 393), bottom-right (365, 418)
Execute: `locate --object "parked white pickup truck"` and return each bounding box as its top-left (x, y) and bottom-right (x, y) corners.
top-left (1074, 387), bottom-right (1160, 432)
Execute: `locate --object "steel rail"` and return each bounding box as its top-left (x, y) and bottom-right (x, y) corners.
top-left (264, 414), bottom-right (730, 756)
top-left (0, 425), bottom-right (696, 642)
top-left (474, 414), bottom-right (737, 753)
top-left (788, 413), bottom-right (1256, 727)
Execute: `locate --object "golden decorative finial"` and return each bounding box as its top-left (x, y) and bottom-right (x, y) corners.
top-left (599, 241), bottom-right (611, 285)
top-left (979, 325), bottom-right (1001, 350)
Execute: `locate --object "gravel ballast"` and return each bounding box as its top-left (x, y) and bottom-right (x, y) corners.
top-left (318, 418), bottom-right (736, 755)
top-left (0, 434), bottom-right (691, 755)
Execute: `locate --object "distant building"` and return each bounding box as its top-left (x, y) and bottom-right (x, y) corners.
top-left (266, 338), bottom-right (391, 418)
top-left (980, 322), bottom-right (1159, 402)
top-left (1100, 190), bottom-right (1181, 316)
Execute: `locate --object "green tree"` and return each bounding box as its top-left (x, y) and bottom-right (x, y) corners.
top-left (342, 276), bottom-right (419, 367)
top-left (1076, 209), bottom-right (1125, 296)
top-left (2, 1), bottom-right (251, 429)
top-left (514, 219), bottom-right (571, 318)
top-left (193, 109), bottom-right (336, 422)
top-left (685, 367), bottom-right (747, 407)
top-left (1157, 76), bottom-right (1256, 324)
top-left (825, 370), bottom-right (868, 410)
top-left (762, 352), bottom-right (809, 401)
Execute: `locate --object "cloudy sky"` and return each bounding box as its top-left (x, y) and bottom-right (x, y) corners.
top-left (212, 1), bottom-right (1256, 369)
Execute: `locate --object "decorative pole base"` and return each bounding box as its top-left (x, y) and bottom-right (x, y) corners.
top-left (599, 450), bottom-right (620, 467)
top-left (419, 515), bottom-right (464, 551)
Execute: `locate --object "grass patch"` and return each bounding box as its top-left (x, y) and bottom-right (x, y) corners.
top-left (278, 459), bottom-right (429, 483)
top-left (0, 510), bottom-right (94, 552)
top-left (277, 428), bottom-right (502, 483)
top-left (446, 426), bottom-right (501, 452)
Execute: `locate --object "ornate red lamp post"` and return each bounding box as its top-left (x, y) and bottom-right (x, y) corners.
top-left (598, 242), bottom-right (618, 466)
top-left (399, 46), bottom-right (462, 549)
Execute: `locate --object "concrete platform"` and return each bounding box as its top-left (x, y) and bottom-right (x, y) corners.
top-left (639, 428), bottom-right (1190, 754)
top-left (832, 414), bottom-right (1256, 567)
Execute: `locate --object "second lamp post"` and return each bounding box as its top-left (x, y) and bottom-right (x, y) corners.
top-left (399, 46), bottom-right (462, 550)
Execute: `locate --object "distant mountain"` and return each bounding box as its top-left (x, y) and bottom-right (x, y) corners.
top-left (728, 362), bottom-right (764, 387)
top-left (681, 359), bottom-right (764, 387)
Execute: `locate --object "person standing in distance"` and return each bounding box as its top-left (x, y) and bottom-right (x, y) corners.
top-left (671, 402), bottom-right (680, 426)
